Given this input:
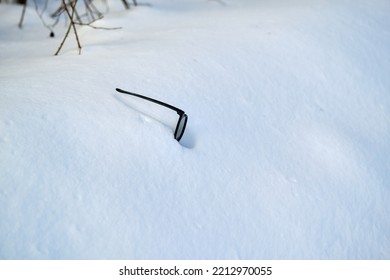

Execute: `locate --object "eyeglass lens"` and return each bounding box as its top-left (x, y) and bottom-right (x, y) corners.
top-left (175, 114), bottom-right (188, 141)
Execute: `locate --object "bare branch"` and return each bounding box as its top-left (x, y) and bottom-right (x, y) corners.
top-left (32, 0), bottom-right (54, 34)
top-left (18, 0), bottom-right (28, 29)
top-left (74, 17), bottom-right (122, 30)
top-left (55, 0), bottom-right (81, 55)
top-left (54, 15), bottom-right (73, 55)
top-left (121, 0), bottom-right (130, 10)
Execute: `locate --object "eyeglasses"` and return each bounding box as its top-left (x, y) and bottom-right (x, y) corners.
top-left (116, 88), bottom-right (188, 141)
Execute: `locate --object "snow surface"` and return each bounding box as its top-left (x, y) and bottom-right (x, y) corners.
top-left (1, 0), bottom-right (390, 259)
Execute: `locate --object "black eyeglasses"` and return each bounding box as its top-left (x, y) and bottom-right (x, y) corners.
top-left (116, 88), bottom-right (188, 141)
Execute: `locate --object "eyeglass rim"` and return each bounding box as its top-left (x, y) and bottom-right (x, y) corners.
top-left (174, 113), bottom-right (188, 141)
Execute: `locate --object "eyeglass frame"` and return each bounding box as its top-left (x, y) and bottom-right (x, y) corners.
top-left (116, 88), bottom-right (188, 141)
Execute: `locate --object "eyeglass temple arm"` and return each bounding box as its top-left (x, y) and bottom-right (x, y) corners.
top-left (116, 88), bottom-right (184, 116)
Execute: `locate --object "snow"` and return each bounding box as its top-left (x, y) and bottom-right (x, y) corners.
top-left (1, 0), bottom-right (390, 259)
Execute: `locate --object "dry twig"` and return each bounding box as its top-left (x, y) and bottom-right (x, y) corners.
top-left (55, 0), bottom-right (81, 55)
top-left (18, 0), bottom-right (28, 28)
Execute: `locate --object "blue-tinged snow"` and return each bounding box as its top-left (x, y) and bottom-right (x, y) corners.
top-left (0, 0), bottom-right (389, 259)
